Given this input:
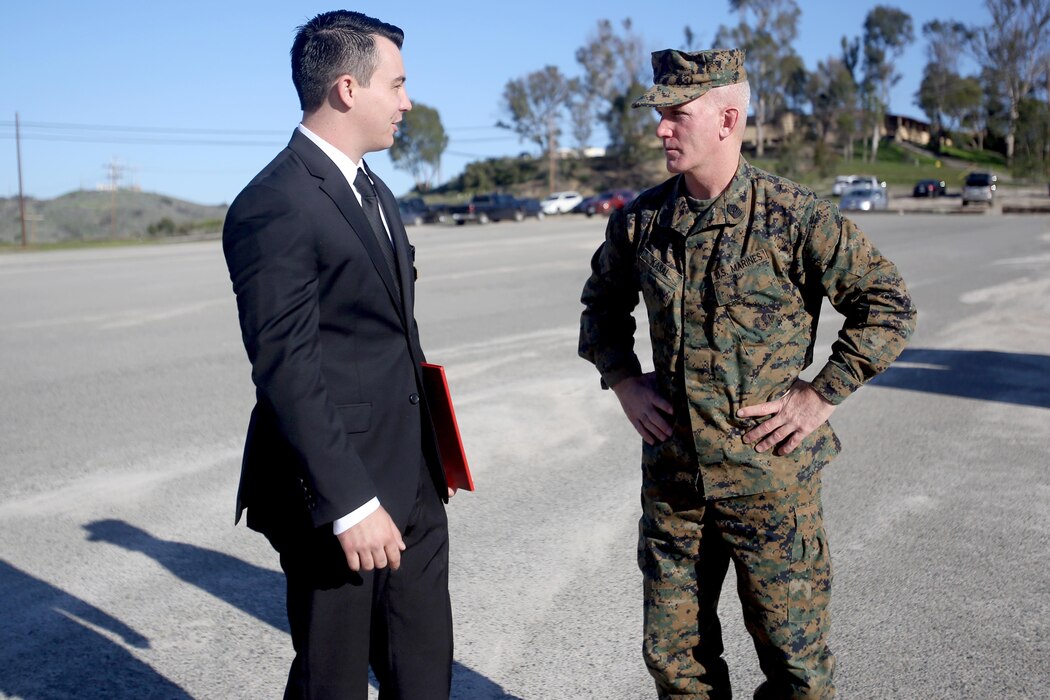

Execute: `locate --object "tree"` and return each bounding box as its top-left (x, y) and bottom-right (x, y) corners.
top-left (944, 75), bottom-right (985, 147)
top-left (605, 80), bottom-right (657, 179)
top-left (861, 5), bottom-right (914, 161)
top-left (916, 21), bottom-right (974, 149)
top-left (566, 77), bottom-right (595, 153)
top-left (575, 19), bottom-right (649, 108)
top-left (501, 65), bottom-right (572, 192)
top-left (389, 102), bottom-right (448, 192)
top-left (575, 19), bottom-right (654, 169)
top-left (683, 25), bottom-right (698, 51)
top-left (971, 0), bottom-right (1050, 163)
top-left (1012, 95), bottom-right (1050, 175)
top-left (451, 156), bottom-right (541, 193)
top-left (714, 0), bottom-right (802, 157)
top-left (916, 66), bottom-right (984, 148)
top-left (809, 56), bottom-right (858, 158)
top-left (782, 54), bottom-right (809, 114)
top-left (835, 36), bottom-right (863, 160)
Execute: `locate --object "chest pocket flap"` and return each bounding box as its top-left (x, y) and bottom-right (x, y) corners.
top-left (638, 245), bottom-right (682, 305)
top-left (713, 250), bottom-right (775, 306)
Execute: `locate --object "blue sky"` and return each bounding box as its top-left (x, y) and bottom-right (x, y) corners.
top-left (2, 1), bottom-right (989, 205)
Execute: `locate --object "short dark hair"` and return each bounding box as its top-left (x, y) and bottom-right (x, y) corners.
top-left (291, 11), bottom-right (404, 112)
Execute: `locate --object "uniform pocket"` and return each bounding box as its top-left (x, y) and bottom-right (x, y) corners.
top-left (713, 252), bottom-right (774, 306)
top-left (336, 403), bottom-right (372, 433)
top-left (712, 254), bottom-right (781, 343)
top-left (638, 246), bottom-right (682, 307)
top-left (788, 499), bottom-right (831, 623)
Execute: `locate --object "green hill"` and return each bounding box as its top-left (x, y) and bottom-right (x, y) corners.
top-left (0, 190), bottom-right (227, 246)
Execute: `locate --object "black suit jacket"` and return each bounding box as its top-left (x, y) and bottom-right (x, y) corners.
top-left (223, 130), bottom-right (445, 540)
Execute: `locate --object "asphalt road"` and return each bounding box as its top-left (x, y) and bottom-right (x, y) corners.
top-left (1, 212), bottom-right (1047, 699)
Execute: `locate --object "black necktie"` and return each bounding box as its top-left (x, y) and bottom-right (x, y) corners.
top-left (353, 168), bottom-right (400, 292)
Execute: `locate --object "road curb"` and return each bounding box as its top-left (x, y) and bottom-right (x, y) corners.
top-left (883, 207), bottom-right (988, 215)
top-left (1002, 205), bottom-right (1050, 214)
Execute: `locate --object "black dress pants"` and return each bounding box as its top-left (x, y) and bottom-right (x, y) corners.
top-left (278, 468), bottom-right (452, 700)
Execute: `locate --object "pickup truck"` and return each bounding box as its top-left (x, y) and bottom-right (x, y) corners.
top-left (397, 197), bottom-right (449, 226)
top-left (449, 193), bottom-right (528, 225)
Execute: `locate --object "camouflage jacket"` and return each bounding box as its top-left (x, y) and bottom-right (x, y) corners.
top-left (579, 158), bottom-right (916, 498)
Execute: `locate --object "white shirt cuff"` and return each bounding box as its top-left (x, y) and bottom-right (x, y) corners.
top-left (332, 497), bottom-right (381, 535)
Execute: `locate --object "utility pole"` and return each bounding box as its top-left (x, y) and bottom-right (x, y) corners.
top-left (15, 113), bottom-right (27, 248)
top-left (547, 112), bottom-right (557, 194)
top-left (105, 157), bottom-right (125, 237)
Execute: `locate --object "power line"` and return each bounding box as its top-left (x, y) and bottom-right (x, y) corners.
top-left (0, 120), bottom-right (288, 136)
top-left (1, 133), bottom-right (515, 148)
top-left (0, 120), bottom-right (518, 148)
top-left (1, 119), bottom-right (517, 136)
top-left (445, 124), bottom-right (508, 131)
top-left (448, 136), bottom-right (518, 143)
top-left (0, 133), bottom-right (284, 147)
top-left (445, 150), bottom-right (494, 158)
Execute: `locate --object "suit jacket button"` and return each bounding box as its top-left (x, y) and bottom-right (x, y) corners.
top-left (409, 393), bottom-right (420, 405)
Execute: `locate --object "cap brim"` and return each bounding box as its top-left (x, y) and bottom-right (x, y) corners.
top-left (632, 84), bottom-right (709, 108)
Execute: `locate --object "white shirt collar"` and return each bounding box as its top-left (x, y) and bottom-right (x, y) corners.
top-left (296, 123), bottom-right (371, 202)
top-left (296, 123), bottom-right (390, 237)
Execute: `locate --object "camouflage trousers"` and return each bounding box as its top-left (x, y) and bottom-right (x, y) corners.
top-left (638, 463), bottom-right (835, 699)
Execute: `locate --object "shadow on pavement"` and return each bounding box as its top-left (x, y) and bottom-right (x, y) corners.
top-left (0, 558), bottom-right (191, 699)
top-left (871, 348), bottom-right (1050, 409)
top-left (83, 518), bottom-right (288, 632)
top-left (83, 519), bottom-right (523, 699)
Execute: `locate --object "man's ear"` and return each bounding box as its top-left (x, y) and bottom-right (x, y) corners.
top-left (720, 106), bottom-right (741, 139)
top-left (332, 75), bottom-right (355, 110)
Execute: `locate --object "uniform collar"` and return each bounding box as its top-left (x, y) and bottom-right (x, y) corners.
top-left (657, 156), bottom-right (751, 235)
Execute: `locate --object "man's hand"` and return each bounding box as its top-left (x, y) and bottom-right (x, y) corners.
top-left (336, 506), bottom-right (405, 572)
top-left (737, 380), bottom-right (835, 455)
top-left (612, 372), bottom-right (673, 445)
top-left (448, 486), bottom-right (457, 498)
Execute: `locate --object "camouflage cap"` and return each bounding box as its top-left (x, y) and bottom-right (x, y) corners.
top-left (632, 48), bottom-right (747, 108)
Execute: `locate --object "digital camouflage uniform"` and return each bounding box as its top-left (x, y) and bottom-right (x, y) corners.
top-left (579, 47), bottom-right (916, 700)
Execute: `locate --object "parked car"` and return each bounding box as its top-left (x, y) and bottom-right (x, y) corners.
top-left (540, 190), bottom-right (583, 215)
top-left (516, 197), bottom-right (546, 220)
top-left (840, 185), bottom-right (889, 211)
top-left (833, 175), bottom-right (883, 196)
top-left (571, 194), bottom-right (600, 214)
top-left (913, 179), bottom-right (947, 197)
top-left (427, 202), bottom-right (451, 224)
top-left (397, 197), bottom-right (449, 225)
top-left (584, 189), bottom-right (636, 217)
top-left (449, 193), bottom-right (527, 224)
top-left (398, 197), bottom-right (429, 226)
top-left (961, 172), bottom-right (996, 206)
top-left (832, 175), bottom-right (856, 196)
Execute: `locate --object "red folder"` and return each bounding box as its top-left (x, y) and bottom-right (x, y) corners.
top-left (421, 363), bottom-right (475, 492)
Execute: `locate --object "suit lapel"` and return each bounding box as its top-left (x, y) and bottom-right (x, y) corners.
top-left (366, 161), bottom-right (414, 317)
top-left (365, 164), bottom-right (430, 405)
top-left (287, 132), bottom-right (406, 321)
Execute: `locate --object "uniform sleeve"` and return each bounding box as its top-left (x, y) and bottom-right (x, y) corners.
top-left (579, 209), bottom-right (644, 388)
top-left (802, 199), bottom-right (917, 404)
top-left (223, 184), bottom-right (377, 526)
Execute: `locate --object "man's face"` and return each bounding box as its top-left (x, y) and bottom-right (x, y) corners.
top-left (654, 94), bottom-right (720, 175)
top-left (353, 36), bottom-right (412, 154)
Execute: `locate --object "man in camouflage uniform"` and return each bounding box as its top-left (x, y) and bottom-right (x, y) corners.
top-left (579, 48), bottom-right (916, 699)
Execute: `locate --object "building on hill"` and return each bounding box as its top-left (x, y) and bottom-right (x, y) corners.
top-left (742, 111), bottom-right (932, 151)
top-left (884, 114), bottom-right (931, 146)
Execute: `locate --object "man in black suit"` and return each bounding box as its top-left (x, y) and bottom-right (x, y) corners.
top-left (222, 10), bottom-right (453, 700)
